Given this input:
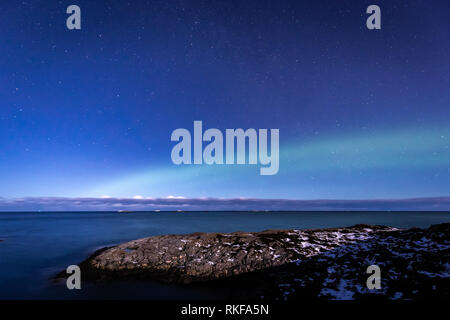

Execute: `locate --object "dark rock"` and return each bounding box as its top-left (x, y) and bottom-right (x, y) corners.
top-left (66, 224), bottom-right (397, 283)
top-left (59, 223), bottom-right (450, 299)
top-left (228, 223), bottom-right (450, 300)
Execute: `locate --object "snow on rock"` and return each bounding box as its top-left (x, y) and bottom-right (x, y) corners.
top-left (66, 223), bottom-right (449, 299)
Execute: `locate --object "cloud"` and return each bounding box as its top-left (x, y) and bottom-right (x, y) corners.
top-left (0, 196), bottom-right (449, 211)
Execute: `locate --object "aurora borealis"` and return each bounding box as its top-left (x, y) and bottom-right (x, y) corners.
top-left (0, 1), bottom-right (449, 209)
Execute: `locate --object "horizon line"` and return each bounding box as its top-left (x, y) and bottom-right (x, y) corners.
top-left (0, 196), bottom-right (449, 212)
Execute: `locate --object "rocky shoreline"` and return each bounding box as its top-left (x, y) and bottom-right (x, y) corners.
top-left (63, 223), bottom-right (449, 299)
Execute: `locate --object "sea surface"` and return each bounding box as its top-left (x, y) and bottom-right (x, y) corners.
top-left (0, 211), bottom-right (449, 300)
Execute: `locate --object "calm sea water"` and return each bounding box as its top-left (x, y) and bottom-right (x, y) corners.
top-left (0, 211), bottom-right (449, 300)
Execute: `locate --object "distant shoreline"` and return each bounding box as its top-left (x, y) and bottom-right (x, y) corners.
top-left (1, 210), bottom-right (450, 213)
top-left (1, 196), bottom-right (450, 212)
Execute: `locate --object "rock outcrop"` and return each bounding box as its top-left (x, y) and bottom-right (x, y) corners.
top-left (65, 223), bottom-right (450, 299)
top-left (73, 224), bottom-right (395, 283)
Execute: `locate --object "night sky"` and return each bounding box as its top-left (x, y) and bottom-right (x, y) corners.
top-left (1, 1), bottom-right (449, 207)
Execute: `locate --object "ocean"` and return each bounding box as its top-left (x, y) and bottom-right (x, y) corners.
top-left (0, 211), bottom-right (449, 299)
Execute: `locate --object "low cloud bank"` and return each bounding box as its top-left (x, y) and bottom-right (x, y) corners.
top-left (0, 196), bottom-right (449, 211)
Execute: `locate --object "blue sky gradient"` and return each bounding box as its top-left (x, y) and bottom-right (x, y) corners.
top-left (0, 1), bottom-right (449, 208)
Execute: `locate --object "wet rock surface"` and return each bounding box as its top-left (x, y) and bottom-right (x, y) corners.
top-left (68, 223), bottom-right (449, 299)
